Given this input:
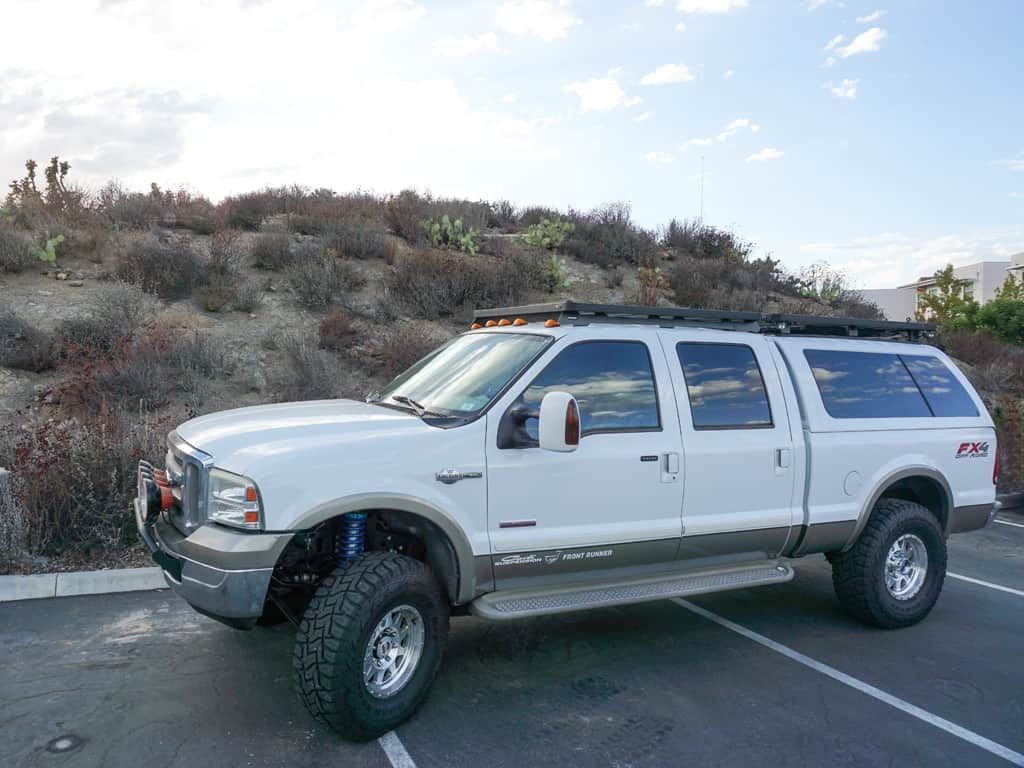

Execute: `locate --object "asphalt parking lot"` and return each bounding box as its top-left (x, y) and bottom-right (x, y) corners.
top-left (2, 512), bottom-right (1022, 768)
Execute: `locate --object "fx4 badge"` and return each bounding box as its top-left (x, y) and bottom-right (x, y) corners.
top-left (955, 441), bottom-right (989, 459)
top-left (435, 469), bottom-right (483, 484)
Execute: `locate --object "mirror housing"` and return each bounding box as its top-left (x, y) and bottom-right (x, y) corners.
top-left (538, 391), bottom-right (580, 452)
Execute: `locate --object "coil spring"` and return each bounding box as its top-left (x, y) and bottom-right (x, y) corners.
top-left (337, 512), bottom-right (367, 562)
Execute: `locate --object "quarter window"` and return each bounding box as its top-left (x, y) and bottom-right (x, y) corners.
top-left (676, 343), bottom-right (773, 429)
top-left (900, 355), bottom-right (978, 417)
top-left (517, 341), bottom-right (660, 439)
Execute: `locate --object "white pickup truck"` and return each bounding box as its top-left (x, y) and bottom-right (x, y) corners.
top-left (135, 301), bottom-right (999, 739)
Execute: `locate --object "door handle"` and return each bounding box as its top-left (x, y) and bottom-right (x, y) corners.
top-left (775, 448), bottom-right (791, 469)
top-left (661, 452), bottom-right (680, 483)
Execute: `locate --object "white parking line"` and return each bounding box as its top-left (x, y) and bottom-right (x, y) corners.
top-left (994, 517), bottom-right (1024, 529)
top-left (379, 731), bottom-right (417, 768)
top-left (673, 598), bottom-right (1024, 767)
top-left (948, 572), bottom-right (1024, 598)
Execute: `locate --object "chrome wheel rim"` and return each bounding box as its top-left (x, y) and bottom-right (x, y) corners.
top-left (363, 605), bottom-right (425, 699)
top-left (884, 534), bottom-right (928, 600)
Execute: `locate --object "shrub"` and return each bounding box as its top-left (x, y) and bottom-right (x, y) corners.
top-left (234, 280), bottom-right (265, 312)
top-left (287, 243), bottom-right (348, 308)
top-left (636, 260), bottom-right (669, 306)
top-left (270, 333), bottom-right (342, 401)
top-left (385, 190), bottom-right (491, 245)
top-left (55, 281), bottom-right (155, 356)
top-left (58, 328), bottom-right (222, 411)
top-left (488, 199), bottom-right (518, 229)
top-left (422, 214), bottom-right (479, 254)
top-left (251, 228), bottom-right (293, 270)
top-left (0, 228), bottom-right (37, 273)
top-left (975, 298), bottom-right (1024, 345)
top-left (116, 235), bottom-right (204, 298)
top-left (942, 329), bottom-right (1024, 395)
top-left (197, 231), bottom-right (244, 312)
top-left (563, 203), bottom-right (656, 268)
top-left (365, 323), bottom-right (442, 380)
top-left (523, 218), bottom-right (575, 250)
top-left (663, 218), bottom-right (753, 261)
top-left (518, 205), bottom-right (564, 227)
top-left (319, 307), bottom-right (358, 350)
top-left (219, 191), bottom-right (278, 230)
top-left (383, 251), bottom-right (544, 319)
top-left (0, 406), bottom-right (176, 558)
top-left (0, 311), bottom-right (54, 372)
top-left (324, 221), bottom-right (396, 261)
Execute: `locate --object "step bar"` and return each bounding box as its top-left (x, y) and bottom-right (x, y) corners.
top-left (470, 561), bottom-right (795, 621)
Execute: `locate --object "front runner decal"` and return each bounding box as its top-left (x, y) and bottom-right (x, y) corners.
top-left (494, 548), bottom-right (614, 567)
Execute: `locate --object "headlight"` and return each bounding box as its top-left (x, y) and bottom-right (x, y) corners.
top-left (207, 468), bottom-right (263, 530)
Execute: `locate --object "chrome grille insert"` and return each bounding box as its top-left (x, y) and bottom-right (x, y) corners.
top-left (167, 431), bottom-right (214, 534)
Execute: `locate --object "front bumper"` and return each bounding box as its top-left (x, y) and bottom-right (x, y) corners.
top-left (134, 499), bottom-right (292, 629)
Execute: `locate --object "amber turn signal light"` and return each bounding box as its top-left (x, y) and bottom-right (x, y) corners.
top-left (470, 322), bottom-right (482, 330)
top-left (485, 320), bottom-right (498, 327)
top-left (544, 318), bottom-right (560, 328)
top-left (513, 318), bottom-right (527, 326)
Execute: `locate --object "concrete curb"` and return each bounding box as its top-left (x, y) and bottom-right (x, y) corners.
top-left (0, 567), bottom-right (166, 603)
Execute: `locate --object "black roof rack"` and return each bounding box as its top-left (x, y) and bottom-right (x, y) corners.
top-left (474, 301), bottom-right (935, 341)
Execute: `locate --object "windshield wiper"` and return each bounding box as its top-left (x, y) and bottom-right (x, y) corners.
top-left (389, 394), bottom-right (449, 419)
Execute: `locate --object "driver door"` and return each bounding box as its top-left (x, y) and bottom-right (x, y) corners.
top-left (485, 338), bottom-right (684, 588)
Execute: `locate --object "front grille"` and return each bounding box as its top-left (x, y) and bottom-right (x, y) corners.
top-left (166, 431), bottom-right (213, 534)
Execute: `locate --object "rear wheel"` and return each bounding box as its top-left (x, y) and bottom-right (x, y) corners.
top-left (829, 498), bottom-right (946, 628)
top-left (293, 552), bottom-right (449, 740)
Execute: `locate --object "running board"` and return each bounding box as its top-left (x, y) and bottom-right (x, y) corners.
top-left (470, 562), bottom-right (795, 621)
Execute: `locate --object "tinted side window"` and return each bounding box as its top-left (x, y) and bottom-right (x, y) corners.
top-left (902, 355), bottom-right (978, 417)
top-left (519, 341), bottom-right (660, 438)
top-left (804, 350), bottom-right (931, 418)
top-left (676, 343), bottom-right (773, 429)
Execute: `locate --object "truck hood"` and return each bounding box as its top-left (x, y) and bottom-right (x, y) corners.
top-left (174, 399), bottom-right (428, 475)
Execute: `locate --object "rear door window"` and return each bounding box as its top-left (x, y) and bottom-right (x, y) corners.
top-left (804, 350), bottom-right (932, 418)
top-left (676, 343), bottom-right (773, 429)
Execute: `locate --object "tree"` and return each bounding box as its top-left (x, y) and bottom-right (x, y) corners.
top-left (996, 272), bottom-right (1023, 301)
top-left (976, 298), bottom-right (1024, 346)
top-left (916, 264), bottom-right (978, 330)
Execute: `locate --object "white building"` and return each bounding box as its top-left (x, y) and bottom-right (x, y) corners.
top-left (857, 260), bottom-right (1013, 320)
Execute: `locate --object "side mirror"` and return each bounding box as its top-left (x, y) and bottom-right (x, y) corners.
top-left (538, 391), bottom-right (580, 452)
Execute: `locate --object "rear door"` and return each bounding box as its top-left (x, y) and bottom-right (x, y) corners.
top-left (659, 332), bottom-right (799, 561)
top-left (485, 335), bottom-right (684, 588)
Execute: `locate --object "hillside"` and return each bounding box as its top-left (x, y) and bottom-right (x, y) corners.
top-left (0, 165), bottom-right (1019, 573)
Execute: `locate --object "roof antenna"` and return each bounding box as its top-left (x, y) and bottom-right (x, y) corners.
top-left (699, 154), bottom-right (705, 222)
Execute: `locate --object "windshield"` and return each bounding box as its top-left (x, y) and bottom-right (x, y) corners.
top-left (377, 332), bottom-right (552, 419)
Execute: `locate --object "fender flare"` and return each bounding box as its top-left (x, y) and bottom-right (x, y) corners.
top-left (842, 466), bottom-right (953, 551)
top-left (292, 492), bottom-right (480, 604)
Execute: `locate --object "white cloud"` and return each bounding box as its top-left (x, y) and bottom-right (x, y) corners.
top-left (501, 92), bottom-right (519, 104)
top-left (680, 137), bottom-right (714, 150)
top-left (746, 147), bottom-right (784, 162)
top-left (607, 66), bottom-right (623, 76)
top-left (723, 68), bottom-right (735, 78)
top-left (806, 0), bottom-right (829, 9)
top-left (998, 152), bottom-right (1024, 172)
top-left (856, 9), bottom-right (886, 23)
top-left (495, 0), bottom-right (581, 41)
top-left (677, 0), bottom-right (748, 12)
top-left (634, 111), bottom-right (653, 122)
top-left (717, 117), bottom-right (759, 141)
top-left (798, 228), bottom-right (1024, 287)
top-left (432, 32), bottom-right (498, 57)
top-left (675, 21), bottom-right (687, 31)
top-left (824, 34), bottom-right (844, 51)
top-left (828, 78), bottom-right (859, 100)
top-left (639, 63), bottom-right (695, 85)
top-left (837, 27), bottom-right (887, 58)
top-left (645, 150), bottom-right (674, 164)
top-left (564, 77), bottom-right (641, 111)
top-left (645, 0), bottom-right (666, 6)
top-left (352, 0), bottom-right (426, 27)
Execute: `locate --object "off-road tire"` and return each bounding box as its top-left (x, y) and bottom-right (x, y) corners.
top-left (293, 552), bottom-right (449, 740)
top-left (830, 498), bottom-right (946, 629)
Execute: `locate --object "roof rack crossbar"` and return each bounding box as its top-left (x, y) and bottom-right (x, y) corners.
top-left (474, 301), bottom-right (934, 340)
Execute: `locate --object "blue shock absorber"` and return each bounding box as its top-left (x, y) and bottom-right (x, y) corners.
top-left (337, 512), bottom-right (367, 562)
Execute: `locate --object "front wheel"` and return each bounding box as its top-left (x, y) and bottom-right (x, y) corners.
top-left (293, 552), bottom-right (449, 740)
top-left (829, 498), bottom-right (946, 629)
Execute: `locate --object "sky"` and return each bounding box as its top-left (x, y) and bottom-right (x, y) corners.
top-left (1, 0), bottom-right (1022, 288)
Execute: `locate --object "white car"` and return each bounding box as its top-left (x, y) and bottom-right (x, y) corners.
top-left (135, 301), bottom-right (999, 739)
